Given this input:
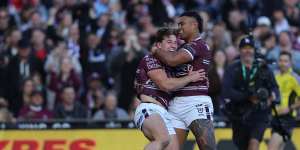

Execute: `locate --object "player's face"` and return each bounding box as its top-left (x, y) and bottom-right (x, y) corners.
top-left (240, 46), bottom-right (255, 62)
top-left (178, 16), bottom-right (195, 40)
top-left (158, 35), bottom-right (177, 52)
top-left (278, 55), bottom-right (291, 71)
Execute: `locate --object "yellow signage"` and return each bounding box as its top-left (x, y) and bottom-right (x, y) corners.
top-left (0, 128), bottom-right (298, 150)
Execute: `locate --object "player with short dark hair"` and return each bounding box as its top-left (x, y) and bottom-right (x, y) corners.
top-left (134, 27), bottom-right (205, 150)
top-left (152, 11), bottom-right (216, 150)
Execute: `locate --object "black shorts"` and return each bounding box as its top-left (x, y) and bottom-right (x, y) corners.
top-left (232, 121), bottom-right (268, 150)
top-left (271, 115), bottom-right (296, 136)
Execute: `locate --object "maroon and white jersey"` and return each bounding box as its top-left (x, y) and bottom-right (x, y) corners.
top-left (173, 36), bottom-right (211, 97)
top-left (134, 55), bottom-right (172, 108)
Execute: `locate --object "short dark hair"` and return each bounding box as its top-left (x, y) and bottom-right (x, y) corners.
top-left (155, 28), bottom-right (176, 43)
top-left (279, 51), bottom-right (292, 60)
top-left (180, 11), bottom-right (203, 32)
top-left (61, 85), bottom-right (75, 93)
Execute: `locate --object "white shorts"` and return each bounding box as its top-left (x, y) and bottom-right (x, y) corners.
top-left (168, 95), bottom-right (214, 130)
top-left (134, 103), bottom-right (176, 135)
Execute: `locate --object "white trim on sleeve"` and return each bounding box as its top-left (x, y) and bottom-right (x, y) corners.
top-left (182, 48), bottom-right (194, 60)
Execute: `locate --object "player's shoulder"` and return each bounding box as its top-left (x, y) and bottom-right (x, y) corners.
top-left (143, 54), bottom-right (158, 61)
top-left (192, 38), bottom-right (210, 51)
top-left (142, 54), bottom-right (163, 68)
top-left (140, 54), bottom-right (158, 64)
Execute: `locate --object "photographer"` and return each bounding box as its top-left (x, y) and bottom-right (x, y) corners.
top-left (268, 52), bottom-right (300, 150)
top-left (222, 35), bottom-right (279, 150)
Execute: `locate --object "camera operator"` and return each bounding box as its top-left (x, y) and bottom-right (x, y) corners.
top-left (222, 35), bottom-right (279, 150)
top-left (268, 51), bottom-right (300, 150)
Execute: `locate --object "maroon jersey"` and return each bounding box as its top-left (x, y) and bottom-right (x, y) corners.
top-left (134, 55), bottom-right (172, 108)
top-left (173, 36), bottom-right (211, 97)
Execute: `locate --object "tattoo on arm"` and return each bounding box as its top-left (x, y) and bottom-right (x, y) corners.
top-left (189, 119), bottom-right (216, 150)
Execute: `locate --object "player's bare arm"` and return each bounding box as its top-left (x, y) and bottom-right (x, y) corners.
top-left (152, 45), bottom-right (192, 67)
top-left (147, 68), bottom-right (205, 92)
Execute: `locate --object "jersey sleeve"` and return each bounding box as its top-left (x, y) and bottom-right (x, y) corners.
top-left (181, 42), bottom-right (199, 60)
top-left (181, 41), bottom-right (211, 65)
top-left (144, 56), bottom-right (163, 73)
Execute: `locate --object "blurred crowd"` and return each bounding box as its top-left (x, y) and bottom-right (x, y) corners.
top-left (0, 0), bottom-right (299, 123)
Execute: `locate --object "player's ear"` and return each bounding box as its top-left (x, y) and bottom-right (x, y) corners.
top-left (192, 21), bottom-right (198, 31)
top-left (156, 42), bottom-right (162, 49)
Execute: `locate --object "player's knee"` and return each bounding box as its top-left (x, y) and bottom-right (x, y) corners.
top-left (268, 138), bottom-right (281, 150)
top-left (158, 136), bottom-right (170, 148)
top-left (248, 139), bottom-right (259, 150)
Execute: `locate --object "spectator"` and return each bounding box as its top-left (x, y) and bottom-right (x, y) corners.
top-left (83, 72), bottom-right (105, 116)
top-left (262, 32), bottom-right (279, 58)
top-left (0, 107), bottom-right (15, 123)
top-left (93, 91), bottom-right (129, 120)
top-left (208, 50), bottom-right (227, 116)
top-left (32, 71), bottom-right (45, 93)
top-left (148, 0), bottom-right (174, 26)
top-left (93, 13), bottom-right (112, 42)
top-left (3, 28), bottom-right (22, 59)
top-left (253, 16), bottom-right (272, 44)
top-left (66, 24), bottom-right (80, 59)
top-left (268, 31), bottom-right (300, 73)
top-left (5, 39), bottom-right (43, 102)
top-left (109, 27), bottom-right (145, 111)
top-left (126, 2), bottom-right (149, 25)
top-left (54, 11), bottom-right (73, 39)
top-left (54, 85), bottom-right (87, 120)
top-left (93, 0), bottom-right (109, 18)
top-left (29, 0), bottom-right (48, 22)
top-left (9, 78), bottom-right (36, 116)
top-left (0, 98), bottom-right (14, 125)
top-left (224, 45), bottom-right (239, 63)
top-left (18, 90), bottom-right (53, 121)
top-left (211, 22), bottom-right (232, 51)
top-left (137, 14), bottom-right (157, 36)
top-left (138, 31), bottom-right (151, 52)
top-left (83, 33), bottom-right (109, 85)
top-left (22, 10), bottom-right (46, 39)
top-left (225, 9), bottom-right (247, 41)
top-left (284, 0), bottom-right (300, 27)
top-left (0, 8), bottom-right (10, 50)
top-left (44, 39), bottom-right (82, 74)
top-left (48, 57), bottom-right (81, 104)
top-left (31, 28), bottom-right (48, 63)
top-left (0, 97), bottom-right (8, 109)
top-left (19, 78), bottom-right (35, 106)
top-left (109, 1), bottom-right (126, 30)
top-left (273, 9), bottom-right (290, 35)
top-left (7, 47), bottom-right (42, 116)
top-left (0, 28), bottom-right (22, 97)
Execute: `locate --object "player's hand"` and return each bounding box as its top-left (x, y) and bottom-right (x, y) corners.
top-left (277, 107), bottom-right (290, 115)
top-left (267, 92), bottom-right (276, 106)
top-left (188, 69), bottom-right (206, 82)
top-left (249, 96), bottom-right (259, 105)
